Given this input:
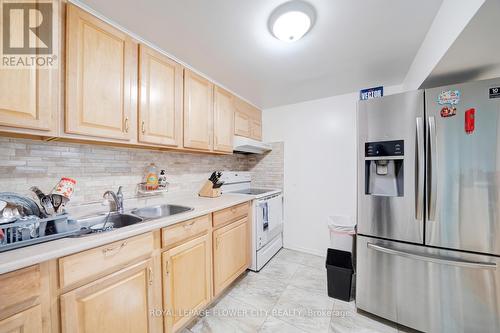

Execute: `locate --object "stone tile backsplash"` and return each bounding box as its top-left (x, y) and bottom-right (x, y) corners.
top-left (247, 142), bottom-right (284, 190)
top-left (0, 137), bottom-right (284, 206)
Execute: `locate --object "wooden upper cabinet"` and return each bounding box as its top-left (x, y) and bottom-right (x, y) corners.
top-left (234, 98), bottom-right (251, 138)
top-left (0, 68), bottom-right (57, 135)
top-left (213, 86), bottom-right (235, 153)
top-left (60, 259), bottom-right (161, 333)
top-left (234, 97), bottom-right (262, 141)
top-left (183, 69), bottom-right (214, 151)
top-left (65, 4), bottom-right (137, 141)
top-left (138, 45), bottom-right (183, 147)
top-left (250, 118), bottom-right (262, 141)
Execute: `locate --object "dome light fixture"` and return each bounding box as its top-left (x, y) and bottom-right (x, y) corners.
top-left (269, 1), bottom-right (315, 43)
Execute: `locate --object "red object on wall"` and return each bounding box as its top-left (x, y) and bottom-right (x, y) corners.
top-left (465, 108), bottom-right (475, 134)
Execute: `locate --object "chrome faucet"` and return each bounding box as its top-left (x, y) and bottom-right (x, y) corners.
top-left (103, 186), bottom-right (124, 214)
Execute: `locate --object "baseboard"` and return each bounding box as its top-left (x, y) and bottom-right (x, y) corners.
top-left (283, 243), bottom-right (326, 257)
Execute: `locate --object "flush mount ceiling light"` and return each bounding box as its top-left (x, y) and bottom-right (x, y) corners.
top-left (269, 1), bottom-right (315, 43)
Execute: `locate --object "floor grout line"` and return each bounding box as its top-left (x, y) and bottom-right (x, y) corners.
top-left (191, 248), bottom-right (396, 333)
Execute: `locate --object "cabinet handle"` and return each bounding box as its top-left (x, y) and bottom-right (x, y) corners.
top-left (183, 220), bottom-right (196, 229)
top-left (165, 261), bottom-right (170, 275)
top-left (148, 267), bottom-right (153, 285)
top-left (102, 241), bottom-right (127, 257)
top-left (141, 120), bottom-right (145, 134)
top-left (124, 117), bottom-right (130, 133)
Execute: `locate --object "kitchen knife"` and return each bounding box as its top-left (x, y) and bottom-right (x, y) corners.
top-left (208, 172), bottom-right (217, 184)
top-left (213, 181), bottom-right (224, 189)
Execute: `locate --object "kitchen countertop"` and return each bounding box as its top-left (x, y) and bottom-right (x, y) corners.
top-left (0, 193), bottom-right (253, 275)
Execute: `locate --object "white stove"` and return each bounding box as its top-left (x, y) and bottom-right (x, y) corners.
top-left (230, 188), bottom-right (276, 196)
top-left (220, 171), bottom-right (283, 271)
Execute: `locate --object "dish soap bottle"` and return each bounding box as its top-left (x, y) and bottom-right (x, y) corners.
top-left (145, 163), bottom-right (159, 191)
top-left (158, 169), bottom-right (168, 189)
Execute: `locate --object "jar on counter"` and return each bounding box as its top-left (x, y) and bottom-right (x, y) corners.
top-left (145, 163), bottom-right (159, 191)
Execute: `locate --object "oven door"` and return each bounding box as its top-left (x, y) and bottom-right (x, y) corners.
top-left (255, 194), bottom-right (283, 250)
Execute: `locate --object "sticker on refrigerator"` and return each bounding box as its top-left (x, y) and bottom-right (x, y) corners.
top-left (489, 87), bottom-right (500, 99)
top-left (440, 106), bottom-right (456, 118)
top-left (465, 108), bottom-right (475, 135)
top-left (437, 90), bottom-right (461, 105)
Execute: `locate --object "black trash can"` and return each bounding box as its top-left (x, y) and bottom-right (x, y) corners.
top-left (325, 248), bottom-right (354, 301)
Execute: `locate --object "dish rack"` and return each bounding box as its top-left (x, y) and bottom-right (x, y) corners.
top-left (0, 214), bottom-right (75, 252)
top-left (137, 182), bottom-right (169, 195)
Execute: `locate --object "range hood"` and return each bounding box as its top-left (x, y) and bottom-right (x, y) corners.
top-left (233, 135), bottom-right (272, 154)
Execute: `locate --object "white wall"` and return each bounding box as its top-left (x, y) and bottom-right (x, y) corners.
top-left (263, 86), bottom-right (402, 256)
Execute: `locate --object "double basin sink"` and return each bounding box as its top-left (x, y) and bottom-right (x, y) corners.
top-left (74, 204), bottom-right (193, 236)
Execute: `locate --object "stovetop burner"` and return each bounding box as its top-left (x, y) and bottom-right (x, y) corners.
top-left (230, 188), bottom-right (275, 195)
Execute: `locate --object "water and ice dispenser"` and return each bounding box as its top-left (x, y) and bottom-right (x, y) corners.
top-left (364, 140), bottom-right (404, 197)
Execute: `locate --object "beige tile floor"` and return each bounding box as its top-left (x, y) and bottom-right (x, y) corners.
top-left (185, 248), bottom-right (415, 333)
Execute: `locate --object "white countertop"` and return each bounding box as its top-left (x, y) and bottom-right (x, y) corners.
top-left (0, 193), bottom-right (253, 275)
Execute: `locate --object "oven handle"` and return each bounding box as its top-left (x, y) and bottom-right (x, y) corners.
top-left (367, 243), bottom-right (497, 270)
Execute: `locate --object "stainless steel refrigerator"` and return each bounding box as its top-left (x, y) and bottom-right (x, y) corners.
top-left (357, 78), bottom-right (500, 333)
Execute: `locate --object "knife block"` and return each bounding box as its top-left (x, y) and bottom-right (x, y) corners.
top-left (198, 180), bottom-right (222, 198)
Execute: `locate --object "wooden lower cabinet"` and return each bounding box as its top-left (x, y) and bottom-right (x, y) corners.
top-left (60, 259), bottom-right (161, 333)
top-left (213, 217), bottom-right (249, 296)
top-left (0, 203), bottom-right (252, 333)
top-left (0, 305), bottom-right (42, 333)
top-left (163, 234), bottom-right (212, 332)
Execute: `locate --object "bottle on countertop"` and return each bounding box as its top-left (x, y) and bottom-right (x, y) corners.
top-left (145, 163), bottom-right (159, 191)
top-left (158, 169), bottom-right (168, 189)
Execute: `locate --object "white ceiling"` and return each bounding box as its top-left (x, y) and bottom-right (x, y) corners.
top-left (422, 0), bottom-right (500, 89)
top-left (78, 0), bottom-right (443, 108)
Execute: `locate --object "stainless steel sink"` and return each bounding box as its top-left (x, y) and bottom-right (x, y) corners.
top-left (72, 204), bottom-right (193, 237)
top-left (75, 213), bottom-right (144, 234)
top-left (131, 204), bottom-right (193, 219)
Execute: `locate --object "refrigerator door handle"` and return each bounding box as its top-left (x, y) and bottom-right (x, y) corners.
top-left (415, 117), bottom-right (424, 221)
top-left (367, 243), bottom-right (497, 270)
top-left (427, 116), bottom-right (437, 221)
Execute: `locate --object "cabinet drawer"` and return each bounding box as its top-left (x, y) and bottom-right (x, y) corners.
top-left (59, 233), bottom-right (154, 289)
top-left (0, 265), bottom-right (41, 318)
top-left (213, 202), bottom-right (250, 229)
top-left (162, 215), bottom-right (210, 249)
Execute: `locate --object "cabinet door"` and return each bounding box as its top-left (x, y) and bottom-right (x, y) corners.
top-left (250, 118), bottom-right (262, 141)
top-left (163, 234), bottom-right (211, 332)
top-left (0, 305), bottom-right (42, 333)
top-left (213, 218), bottom-right (249, 296)
top-left (0, 67), bottom-right (57, 134)
top-left (138, 45), bottom-right (183, 147)
top-left (66, 4), bottom-right (137, 141)
top-left (183, 69), bottom-right (213, 150)
top-left (234, 98), bottom-right (251, 138)
top-left (60, 259), bottom-right (161, 333)
top-left (213, 86), bottom-right (234, 153)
